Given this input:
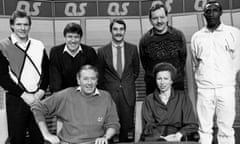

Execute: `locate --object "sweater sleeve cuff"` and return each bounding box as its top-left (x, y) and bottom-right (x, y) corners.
top-left (31, 105), bottom-right (46, 122)
top-left (104, 122), bottom-right (120, 134)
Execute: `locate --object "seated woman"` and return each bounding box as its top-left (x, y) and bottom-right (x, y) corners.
top-left (141, 62), bottom-right (199, 142)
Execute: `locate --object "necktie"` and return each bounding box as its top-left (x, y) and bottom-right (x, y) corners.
top-left (116, 46), bottom-right (122, 77)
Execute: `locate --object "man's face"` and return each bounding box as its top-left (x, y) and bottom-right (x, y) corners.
top-left (77, 69), bottom-right (98, 96)
top-left (11, 17), bottom-right (30, 40)
top-left (204, 4), bottom-right (222, 29)
top-left (111, 22), bottom-right (126, 43)
top-left (65, 33), bottom-right (81, 52)
top-left (150, 7), bottom-right (168, 34)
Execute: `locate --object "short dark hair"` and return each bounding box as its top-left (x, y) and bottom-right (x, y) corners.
top-left (153, 62), bottom-right (177, 81)
top-left (63, 23), bottom-right (83, 37)
top-left (10, 10), bottom-right (31, 31)
top-left (76, 65), bottom-right (99, 79)
top-left (149, 4), bottom-right (168, 19)
top-left (109, 18), bottom-right (126, 32)
top-left (204, 0), bottom-right (222, 12)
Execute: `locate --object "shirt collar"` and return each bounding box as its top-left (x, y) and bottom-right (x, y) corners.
top-left (63, 44), bottom-right (82, 57)
top-left (10, 33), bottom-right (30, 45)
top-left (112, 41), bottom-right (124, 49)
top-left (76, 86), bottom-right (100, 97)
top-left (203, 23), bottom-right (225, 32)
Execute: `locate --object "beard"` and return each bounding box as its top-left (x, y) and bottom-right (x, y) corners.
top-left (206, 18), bottom-right (221, 29)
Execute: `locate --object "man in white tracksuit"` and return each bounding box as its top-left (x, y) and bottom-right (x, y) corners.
top-left (191, 0), bottom-right (240, 144)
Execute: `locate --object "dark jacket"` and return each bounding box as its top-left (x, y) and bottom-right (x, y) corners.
top-left (97, 42), bottom-right (140, 106)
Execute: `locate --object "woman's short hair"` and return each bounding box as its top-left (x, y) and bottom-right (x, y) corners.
top-left (153, 62), bottom-right (177, 81)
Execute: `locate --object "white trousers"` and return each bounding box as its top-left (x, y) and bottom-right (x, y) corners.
top-left (197, 87), bottom-right (235, 144)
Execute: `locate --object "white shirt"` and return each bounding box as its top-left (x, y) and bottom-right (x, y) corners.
top-left (76, 86), bottom-right (100, 97)
top-left (112, 42), bottom-right (125, 72)
top-left (191, 23), bottom-right (240, 88)
top-left (63, 45), bottom-right (82, 58)
top-left (11, 33), bottom-right (30, 50)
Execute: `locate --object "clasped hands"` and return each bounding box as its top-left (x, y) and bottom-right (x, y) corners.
top-left (21, 89), bottom-right (45, 106)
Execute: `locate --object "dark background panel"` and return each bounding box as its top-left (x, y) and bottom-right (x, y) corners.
top-left (5, 0), bottom-right (52, 17)
top-left (232, 0), bottom-right (240, 9)
top-left (0, 0), bottom-right (3, 15)
top-left (98, 1), bottom-right (139, 16)
top-left (141, 0), bottom-right (183, 16)
top-left (185, 0), bottom-right (230, 12)
top-left (55, 1), bottom-right (97, 17)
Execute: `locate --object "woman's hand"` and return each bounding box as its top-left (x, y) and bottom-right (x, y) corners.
top-left (160, 132), bottom-right (182, 142)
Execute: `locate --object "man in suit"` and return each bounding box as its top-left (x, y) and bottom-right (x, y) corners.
top-left (49, 22), bottom-right (98, 93)
top-left (98, 18), bottom-right (140, 142)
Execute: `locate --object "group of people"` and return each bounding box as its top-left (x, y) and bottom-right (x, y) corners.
top-left (0, 0), bottom-right (240, 144)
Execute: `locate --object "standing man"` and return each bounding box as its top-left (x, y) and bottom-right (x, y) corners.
top-left (139, 4), bottom-right (187, 95)
top-left (49, 22), bottom-right (98, 93)
top-left (191, 1), bottom-right (240, 144)
top-left (0, 10), bottom-right (49, 144)
top-left (98, 18), bottom-right (140, 142)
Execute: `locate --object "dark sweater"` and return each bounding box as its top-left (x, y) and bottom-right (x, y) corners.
top-left (139, 26), bottom-right (186, 90)
top-left (49, 43), bottom-right (98, 92)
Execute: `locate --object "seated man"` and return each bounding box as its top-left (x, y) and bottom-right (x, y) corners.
top-left (141, 62), bottom-right (199, 142)
top-left (32, 65), bottom-right (120, 144)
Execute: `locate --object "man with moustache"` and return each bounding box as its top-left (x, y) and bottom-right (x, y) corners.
top-left (49, 23), bottom-right (98, 93)
top-left (98, 18), bottom-right (140, 142)
top-left (139, 4), bottom-right (187, 95)
top-left (0, 10), bottom-right (49, 144)
top-left (191, 1), bottom-right (240, 143)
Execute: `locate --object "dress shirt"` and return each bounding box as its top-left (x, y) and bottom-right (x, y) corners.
top-left (11, 33), bottom-right (30, 50)
top-left (112, 42), bottom-right (125, 72)
top-left (76, 86), bottom-right (100, 97)
top-left (63, 45), bottom-right (82, 58)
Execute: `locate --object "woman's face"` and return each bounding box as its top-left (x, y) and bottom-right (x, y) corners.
top-left (156, 71), bottom-right (173, 92)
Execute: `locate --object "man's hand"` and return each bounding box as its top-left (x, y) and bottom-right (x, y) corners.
top-left (21, 92), bottom-right (36, 106)
top-left (44, 133), bottom-right (60, 144)
top-left (34, 89), bottom-right (45, 100)
top-left (95, 136), bottom-right (108, 144)
top-left (160, 132), bottom-right (182, 142)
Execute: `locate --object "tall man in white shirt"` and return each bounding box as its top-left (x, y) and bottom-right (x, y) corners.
top-left (191, 1), bottom-right (240, 144)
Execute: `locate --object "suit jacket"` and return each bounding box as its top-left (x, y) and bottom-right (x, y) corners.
top-left (98, 42), bottom-right (140, 106)
top-left (49, 43), bottom-right (98, 92)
